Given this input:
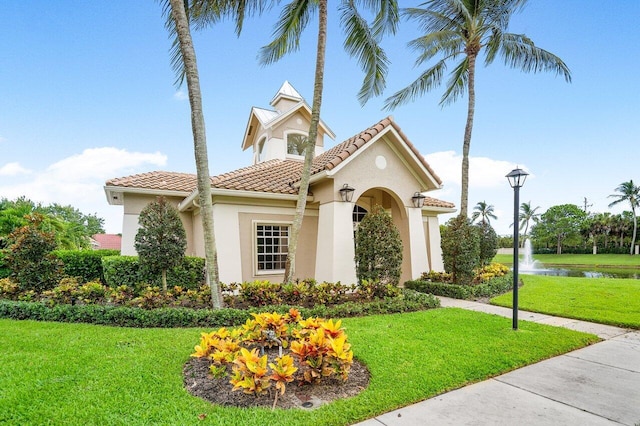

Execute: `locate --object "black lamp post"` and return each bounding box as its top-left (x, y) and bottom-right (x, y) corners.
top-left (506, 167), bottom-right (528, 330)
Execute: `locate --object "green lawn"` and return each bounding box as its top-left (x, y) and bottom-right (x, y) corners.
top-left (0, 309), bottom-right (597, 426)
top-left (493, 253), bottom-right (640, 267)
top-left (491, 274), bottom-right (640, 329)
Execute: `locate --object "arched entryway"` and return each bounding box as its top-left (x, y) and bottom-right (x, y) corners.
top-left (353, 188), bottom-right (417, 285)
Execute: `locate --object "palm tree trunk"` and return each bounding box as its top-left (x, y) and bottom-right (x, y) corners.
top-left (460, 53), bottom-right (477, 218)
top-left (283, 0), bottom-right (327, 283)
top-left (169, 0), bottom-right (222, 308)
top-left (162, 269), bottom-right (167, 293)
top-left (631, 207), bottom-right (637, 255)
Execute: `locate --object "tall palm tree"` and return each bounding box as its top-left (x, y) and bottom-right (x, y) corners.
top-left (608, 180), bottom-right (640, 255)
top-left (471, 201), bottom-right (496, 225)
top-left (384, 0), bottom-right (571, 217)
top-left (259, 0), bottom-right (399, 283)
top-left (163, 0), bottom-right (223, 308)
top-left (519, 201), bottom-right (540, 241)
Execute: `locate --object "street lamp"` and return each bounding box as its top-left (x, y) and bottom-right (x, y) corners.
top-left (506, 167), bottom-right (528, 330)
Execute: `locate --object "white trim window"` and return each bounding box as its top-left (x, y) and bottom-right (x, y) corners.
top-left (255, 223), bottom-right (290, 273)
top-left (286, 132), bottom-right (308, 157)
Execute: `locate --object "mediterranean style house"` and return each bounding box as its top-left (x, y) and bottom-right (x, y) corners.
top-left (104, 82), bottom-right (456, 285)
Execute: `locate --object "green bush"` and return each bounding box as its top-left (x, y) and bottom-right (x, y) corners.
top-left (0, 250), bottom-right (9, 279)
top-left (0, 289), bottom-right (439, 328)
top-left (355, 205), bottom-right (403, 285)
top-left (53, 249), bottom-right (119, 283)
top-left (5, 214), bottom-right (62, 292)
top-left (102, 256), bottom-right (141, 288)
top-left (102, 255), bottom-right (205, 290)
top-left (406, 273), bottom-right (514, 300)
top-left (477, 223), bottom-right (498, 267)
top-left (441, 215), bottom-right (480, 285)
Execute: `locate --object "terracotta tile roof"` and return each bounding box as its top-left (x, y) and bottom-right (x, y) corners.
top-left (105, 171), bottom-right (197, 193)
top-left (423, 196), bottom-right (455, 209)
top-left (105, 117), bottom-right (452, 208)
top-left (210, 160), bottom-right (301, 194)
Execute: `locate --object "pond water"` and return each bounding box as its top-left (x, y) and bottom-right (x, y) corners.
top-left (519, 266), bottom-right (640, 280)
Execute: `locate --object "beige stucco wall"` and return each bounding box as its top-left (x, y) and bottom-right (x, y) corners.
top-left (120, 193), bottom-right (195, 256)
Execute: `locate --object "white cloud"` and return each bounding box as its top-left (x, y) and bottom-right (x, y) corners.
top-left (0, 162), bottom-right (31, 176)
top-left (425, 151), bottom-right (533, 235)
top-left (426, 150), bottom-right (531, 189)
top-left (174, 90), bottom-right (188, 101)
top-left (0, 147), bottom-right (168, 233)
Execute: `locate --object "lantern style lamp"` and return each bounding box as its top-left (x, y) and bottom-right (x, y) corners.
top-left (339, 183), bottom-right (355, 202)
top-left (411, 192), bottom-right (426, 208)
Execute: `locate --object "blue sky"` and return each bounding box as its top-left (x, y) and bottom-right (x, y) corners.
top-left (1, 1), bottom-right (638, 235)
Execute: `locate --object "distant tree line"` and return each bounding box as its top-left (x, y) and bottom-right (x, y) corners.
top-left (0, 197), bottom-right (105, 250)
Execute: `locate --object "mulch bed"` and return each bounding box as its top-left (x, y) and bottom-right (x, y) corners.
top-left (183, 349), bottom-right (370, 410)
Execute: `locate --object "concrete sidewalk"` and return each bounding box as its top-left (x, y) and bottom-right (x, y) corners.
top-left (354, 298), bottom-right (640, 426)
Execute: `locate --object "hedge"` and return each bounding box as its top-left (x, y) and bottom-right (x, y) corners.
top-left (0, 289), bottom-right (439, 328)
top-left (405, 273), bottom-right (514, 300)
top-left (102, 255), bottom-right (205, 290)
top-left (0, 251), bottom-right (9, 279)
top-left (53, 249), bottom-right (119, 283)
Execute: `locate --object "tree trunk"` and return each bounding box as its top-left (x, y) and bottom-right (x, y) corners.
top-left (283, 0), bottom-right (327, 283)
top-left (460, 53), bottom-right (477, 218)
top-left (556, 236), bottom-right (562, 255)
top-left (631, 208), bottom-right (637, 255)
top-left (169, 0), bottom-right (222, 308)
top-left (162, 269), bottom-right (167, 293)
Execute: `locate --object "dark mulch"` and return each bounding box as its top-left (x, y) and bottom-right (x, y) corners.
top-left (183, 350), bottom-right (370, 410)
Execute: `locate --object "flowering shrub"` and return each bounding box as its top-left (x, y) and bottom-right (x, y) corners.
top-left (191, 309), bottom-right (354, 407)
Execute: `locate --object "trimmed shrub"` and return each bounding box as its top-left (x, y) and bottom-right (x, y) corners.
top-left (355, 205), bottom-right (403, 285)
top-left (477, 223), bottom-right (498, 267)
top-left (406, 272), bottom-right (513, 300)
top-left (5, 214), bottom-right (62, 292)
top-left (0, 289), bottom-right (439, 328)
top-left (53, 249), bottom-right (119, 283)
top-left (102, 255), bottom-right (205, 290)
top-left (134, 197), bottom-right (187, 292)
top-left (0, 250), bottom-right (9, 279)
top-left (441, 215), bottom-right (480, 285)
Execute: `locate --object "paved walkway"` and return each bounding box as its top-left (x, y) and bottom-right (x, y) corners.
top-left (354, 298), bottom-right (640, 426)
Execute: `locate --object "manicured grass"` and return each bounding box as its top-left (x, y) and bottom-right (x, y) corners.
top-left (491, 274), bottom-right (640, 329)
top-left (0, 310), bottom-right (597, 426)
top-left (494, 253), bottom-right (640, 267)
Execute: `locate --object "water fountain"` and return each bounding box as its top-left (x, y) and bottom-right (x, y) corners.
top-left (519, 239), bottom-right (543, 272)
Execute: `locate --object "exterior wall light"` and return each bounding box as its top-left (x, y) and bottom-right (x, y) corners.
top-left (411, 192), bottom-right (426, 208)
top-left (339, 183), bottom-right (355, 202)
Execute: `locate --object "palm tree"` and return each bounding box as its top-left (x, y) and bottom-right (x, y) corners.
top-left (519, 201), bottom-right (540, 242)
top-left (163, 0), bottom-right (223, 308)
top-left (259, 0), bottom-right (399, 283)
top-left (384, 0), bottom-right (571, 217)
top-left (471, 201), bottom-right (496, 225)
top-left (608, 180), bottom-right (640, 255)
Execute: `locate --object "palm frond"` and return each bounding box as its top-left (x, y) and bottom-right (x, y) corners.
top-left (499, 32), bottom-right (572, 82)
top-left (408, 30), bottom-right (463, 66)
top-left (259, 0), bottom-right (313, 65)
top-left (365, 0), bottom-right (399, 37)
top-left (340, 2), bottom-right (392, 104)
top-left (383, 60), bottom-right (447, 110)
top-left (440, 56), bottom-right (468, 105)
top-left (161, 0), bottom-right (190, 86)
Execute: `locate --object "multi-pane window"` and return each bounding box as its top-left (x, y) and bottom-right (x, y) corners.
top-left (256, 224), bottom-right (290, 272)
